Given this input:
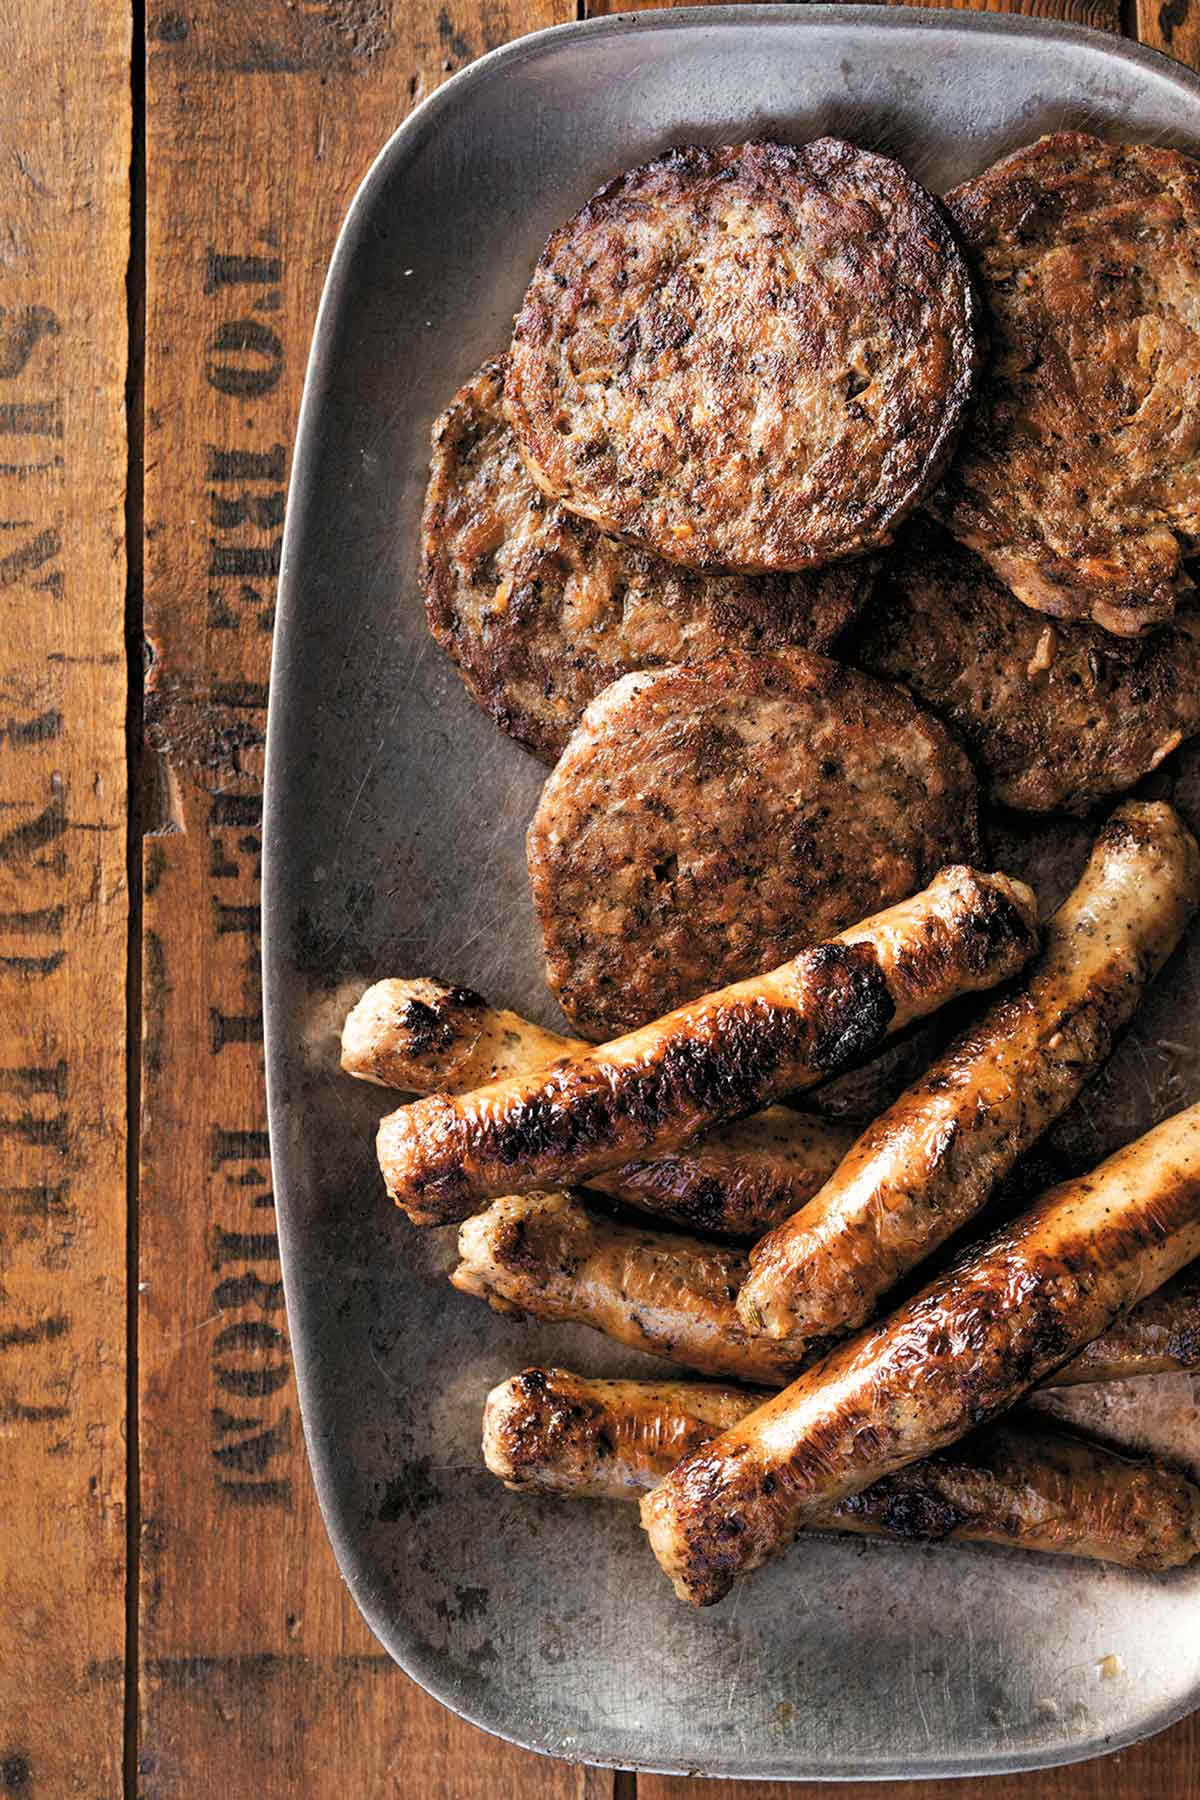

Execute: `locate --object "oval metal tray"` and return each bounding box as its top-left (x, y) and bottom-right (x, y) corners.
top-left (264, 7), bottom-right (1200, 1778)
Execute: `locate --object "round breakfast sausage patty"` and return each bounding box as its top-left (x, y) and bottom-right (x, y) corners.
top-left (851, 521), bottom-right (1200, 815)
top-left (504, 139), bottom-right (979, 573)
top-left (527, 649), bottom-right (981, 1038)
top-left (934, 133), bottom-right (1200, 637)
top-left (422, 360), bottom-right (874, 760)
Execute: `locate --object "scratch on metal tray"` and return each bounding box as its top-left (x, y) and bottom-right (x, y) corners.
top-left (909, 1654), bottom-right (934, 1744)
top-left (723, 1582), bottom-right (750, 1723)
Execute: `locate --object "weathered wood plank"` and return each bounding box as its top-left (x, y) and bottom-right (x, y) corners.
top-left (639, 1729), bottom-right (1200, 1800)
top-left (583, 0), bottom-right (1121, 28)
top-left (1136, 0), bottom-right (1200, 64)
top-left (0, 4), bottom-right (131, 1796)
top-left (139, 2), bottom-right (600, 1794)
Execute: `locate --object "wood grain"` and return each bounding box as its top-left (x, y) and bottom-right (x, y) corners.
top-left (1137, 0), bottom-right (1200, 84)
top-left (138, 2), bottom-right (590, 1796)
top-left (640, 1732), bottom-right (1200, 1800)
top-left (0, 4), bottom-right (131, 1796)
top-left (582, 0), bottom-right (1122, 27)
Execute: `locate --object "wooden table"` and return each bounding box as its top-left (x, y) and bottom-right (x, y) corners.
top-left (4, 1), bottom-right (1200, 1793)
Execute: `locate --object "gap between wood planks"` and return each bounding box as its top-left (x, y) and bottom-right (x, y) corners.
top-left (124, 1), bottom-right (147, 1795)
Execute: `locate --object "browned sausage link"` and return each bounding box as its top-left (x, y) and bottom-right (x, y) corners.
top-left (343, 978), bottom-right (856, 1235)
top-left (482, 1369), bottom-right (765, 1498)
top-left (378, 867), bottom-right (1039, 1225)
top-left (1046, 1263), bottom-right (1200, 1386)
top-left (451, 1191), bottom-right (803, 1385)
top-left (483, 1370), bottom-right (1200, 1572)
top-left (342, 978), bottom-right (583, 1090)
top-left (739, 802), bottom-right (1200, 1348)
top-left (455, 1188), bottom-right (1200, 1391)
top-left (593, 1111), bottom-right (857, 1238)
top-left (641, 1101), bottom-right (1200, 1605)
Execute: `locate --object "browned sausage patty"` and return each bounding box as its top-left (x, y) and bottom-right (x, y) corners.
top-left (421, 360), bottom-right (873, 760)
top-left (505, 139), bottom-right (979, 573)
top-left (851, 520), bottom-right (1200, 814)
top-left (527, 648), bottom-right (981, 1037)
top-left (934, 133), bottom-right (1200, 636)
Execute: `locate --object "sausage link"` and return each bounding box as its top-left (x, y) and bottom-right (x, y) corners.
top-left (342, 977), bottom-right (575, 1089)
top-left (738, 802), bottom-right (1200, 1347)
top-left (483, 1369), bottom-right (763, 1498)
top-left (1046, 1263), bottom-right (1200, 1386)
top-left (641, 1101), bottom-right (1200, 1604)
top-left (343, 977), bottom-right (855, 1235)
top-left (483, 1369), bottom-right (1200, 1573)
top-left (378, 866), bottom-right (1039, 1224)
top-left (452, 1191), bottom-right (801, 1384)
top-left (453, 1189), bottom-right (1200, 1388)
top-left (600, 1111), bottom-right (857, 1238)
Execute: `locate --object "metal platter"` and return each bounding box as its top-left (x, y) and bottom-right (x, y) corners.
top-left (264, 7), bottom-right (1200, 1777)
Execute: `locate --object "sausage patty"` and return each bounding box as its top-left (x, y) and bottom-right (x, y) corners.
top-left (851, 520), bottom-right (1200, 814)
top-left (527, 648), bottom-right (981, 1037)
top-left (934, 133), bottom-right (1200, 636)
top-left (505, 139), bottom-right (979, 572)
top-left (422, 360), bottom-right (872, 760)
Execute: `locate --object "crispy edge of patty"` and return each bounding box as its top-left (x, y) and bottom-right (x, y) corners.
top-left (850, 518), bottom-right (1200, 814)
